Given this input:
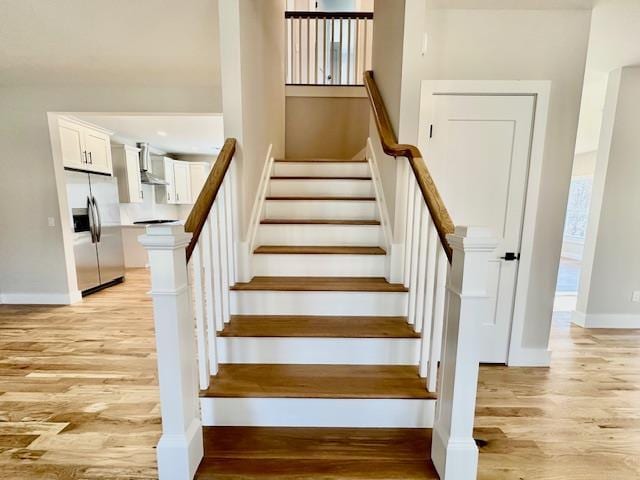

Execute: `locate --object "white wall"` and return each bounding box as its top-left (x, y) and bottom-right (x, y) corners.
top-left (574, 67), bottom-right (640, 328)
top-left (219, 0), bottom-right (286, 245)
top-left (0, 0), bottom-right (222, 303)
top-left (369, 0), bottom-right (407, 227)
top-left (369, 2), bottom-right (591, 361)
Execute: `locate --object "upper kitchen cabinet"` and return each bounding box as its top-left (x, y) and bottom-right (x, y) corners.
top-left (111, 144), bottom-right (143, 203)
top-left (172, 161), bottom-right (192, 205)
top-left (58, 117), bottom-right (113, 175)
top-left (189, 162), bottom-right (210, 203)
top-left (151, 156), bottom-right (177, 204)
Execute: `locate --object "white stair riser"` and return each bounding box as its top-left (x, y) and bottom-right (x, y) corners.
top-left (201, 398), bottom-right (435, 427)
top-left (218, 337), bottom-right (419, 365)
top-left (252, 254), bottom-right (385, 277)
top-left (231, 291), bottom-right (408, 316)
top-left (264, 200), bottom-right (377, 220)
top-left (269, 179), bottom-right (374, 197)
top-left (273, 162), bottom-right (370, 177)
top-left (257, 224), bottom-right (382, 246)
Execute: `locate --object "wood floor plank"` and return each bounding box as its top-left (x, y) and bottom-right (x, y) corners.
top-left (261, 219), bottom-right (380, 225)
top-left (2, 269), bottom-right (640, 479)
top-left (220, 315), bottom-right (420, 338)
top-left (201, 364), bottom-right (435, 399)
top-left (230, 276), bottom-right (408, 292)
top-left (253, 246), bottom-right (386, 255)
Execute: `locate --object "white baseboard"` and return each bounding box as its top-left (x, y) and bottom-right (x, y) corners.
top-left (1, 290), bottom-right (82, 305)
top-left (431, 426), bottom-right (479, 480)
top-left (572, 310), bottom-right (640, 329)
top-left (507, 346), bottom-right (551, 367)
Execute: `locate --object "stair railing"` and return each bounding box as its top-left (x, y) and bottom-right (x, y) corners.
top-left (139, 138), bottom-right (237, 480)
top-left (365, 70), bottom-right (497, 480)
top-left (285, 10), bottom-right (373, 85)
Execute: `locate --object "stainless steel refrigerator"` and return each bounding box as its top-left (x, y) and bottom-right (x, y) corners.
top-left (65, 169), bottom-right (125, 295)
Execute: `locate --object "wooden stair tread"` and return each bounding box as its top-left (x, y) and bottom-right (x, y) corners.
top-left (261, 219), bottom-right (380, 225)
top-left (271, 176), bottom-right (372, 180)
top-left (198, 426), bottom-right (436, 479)
top-left (202, 364), bottom-right (436, 399)
top-left (196, 427), bottom-right (438, 479)
top-left (220, 315), bottom-right (420, 338)
top-left (266, 196), bottom-right (375, 201)
top-left (231, 276), bottom-right (408, 292)
top-left (254, 246), bottom-right (386, 255)
top-left (275, 158), bottom-right (367, 163)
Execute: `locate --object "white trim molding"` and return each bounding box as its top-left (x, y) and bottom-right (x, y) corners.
top-left (285, 85), bottom-right (367, 98)
top-left (236, 144), bottom-right (274, 282)
top-left (419, 79), bottom-right (552, 368)
top-left (0, 290), bottom-right (82, 305)
top-left (572, 310), bottom-right (640, 329)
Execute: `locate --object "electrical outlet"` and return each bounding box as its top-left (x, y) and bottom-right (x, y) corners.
top-left (47, 217), bottom-right (56, 227)
top-left (632, 291), bottom-right (640, 303)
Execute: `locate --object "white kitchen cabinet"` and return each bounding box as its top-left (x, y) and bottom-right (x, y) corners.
top-left (111, 144), bottom-right (143, 203)
top-left (151, 156), bottom-right (177, 204)
top-left (189, 162), bottom-right (210, 203)
top-left (58, 117), bottom-right (113, 175)
top-left (172, 161), bottom-right (192, 204)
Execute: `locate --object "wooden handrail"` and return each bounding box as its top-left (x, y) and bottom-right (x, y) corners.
top-left (363, 70), bottom-right (454, 262)
top-left (184, 138), bottom-right (236, 261)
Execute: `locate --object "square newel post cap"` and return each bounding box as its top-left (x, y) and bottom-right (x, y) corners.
top-left (138, 224), bottom-right (192, 251)
top-left (446, 226), bottom-right (498, 253)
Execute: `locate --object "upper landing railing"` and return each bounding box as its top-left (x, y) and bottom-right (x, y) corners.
top-left (285, 11), bottom-right (373, 86)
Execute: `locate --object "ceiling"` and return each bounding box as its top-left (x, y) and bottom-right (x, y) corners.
top-left (0, 0), bottom-right (220, 87)
top-left (78, 115), bottom-right (224, 155)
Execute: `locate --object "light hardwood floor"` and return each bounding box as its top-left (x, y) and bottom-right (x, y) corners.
top-left (0, 268), bottom-right (638, 479)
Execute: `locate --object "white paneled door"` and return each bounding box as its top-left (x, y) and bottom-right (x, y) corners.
top-left (419, 92), bottom-right (535, 363)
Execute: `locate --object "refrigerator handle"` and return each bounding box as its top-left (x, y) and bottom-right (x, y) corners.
top-left (92, 196), bottom-right (103, 242)
top-left (87, 196), bottom-right (97, 243)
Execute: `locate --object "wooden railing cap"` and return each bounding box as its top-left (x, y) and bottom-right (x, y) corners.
top-left (184, 138), bottom-right (237, 262)
top-left (363, 70), bottom-right (454, 262)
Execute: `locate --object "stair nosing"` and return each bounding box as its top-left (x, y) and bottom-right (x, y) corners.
top-left (270, 176), bottom-right (373, 181)
top-left (274, 158), bottom-right (368, 163)
top-left (265, 196), bottom-right (376, 201)
top-left (231, 276), bottom-right (408, 293)
top-left (260, 219), bottom-right (381, 225)
top-left (253, 246), bottom-right (386, 255)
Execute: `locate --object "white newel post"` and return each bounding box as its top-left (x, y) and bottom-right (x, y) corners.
top-left (139, 225), bottom-right (203, 480)
top-left (432, 226), bottom-right (497, 480)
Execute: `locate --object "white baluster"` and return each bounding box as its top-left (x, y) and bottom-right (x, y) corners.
top-left (209, 206), bottom-right (224, 331)
top-left (139, 225), bottom-right (203, 480)
top-left (413, 205), bottom-right (429, 333)
top-left (419, 221), bottom-right (438, 379)
top-left (407, 185), bottom-right (422, 325)
top-left (427, 244), bottom-right (448, 391)
top-left (216, 189), bottom-right (231, 324)
top-left (403, 171), bottom-right (415, 288)
top-left (200, 218), bottom-right (218, 374)
top-left (190, 244), bottom-right (210, 390)
top-left (223, 173), bottom-right (236, 286)
top-left (431, 226), bottom-right (497, 480)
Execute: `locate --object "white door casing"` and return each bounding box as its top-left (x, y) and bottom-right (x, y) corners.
top-left (419, 89), bottom-right (538, 364)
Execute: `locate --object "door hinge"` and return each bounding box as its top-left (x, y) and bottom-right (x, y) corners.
top-left (429, 124), bottom-right (433, 138)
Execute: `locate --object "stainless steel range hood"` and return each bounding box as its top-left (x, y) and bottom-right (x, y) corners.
top-left (137, 142), bottom-right (168, 185)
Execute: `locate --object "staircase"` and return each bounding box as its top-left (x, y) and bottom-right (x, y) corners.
top-left (140, 72), bottom-right (499, 480)
top-left (197, 157), bottom-right (437, 477)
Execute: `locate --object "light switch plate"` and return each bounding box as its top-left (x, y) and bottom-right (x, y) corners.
top-left (632, 291), bottom-right (640, 303)
top-left (47, 217), bottom-right (55, 227)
